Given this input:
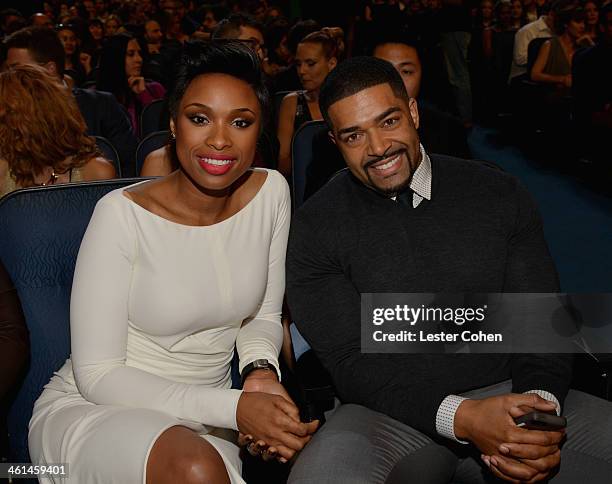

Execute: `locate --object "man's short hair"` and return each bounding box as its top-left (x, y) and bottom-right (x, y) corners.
top-left (211, 12), bottom-right (263, 40)
top-left (370, 30), bottom-right (422, 59)
top-left (3, 26), bottom-right (65, 77)
top-left (319, 56), bottom-right (410, 129)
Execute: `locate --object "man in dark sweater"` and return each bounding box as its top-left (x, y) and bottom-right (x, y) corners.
top-left (286, 57), bottom-right (612, 483)
top-left (303, 33), bottom-right (470, 202)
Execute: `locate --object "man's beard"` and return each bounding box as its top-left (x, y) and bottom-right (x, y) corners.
top-left (363, 148), bottom-right (415, 197)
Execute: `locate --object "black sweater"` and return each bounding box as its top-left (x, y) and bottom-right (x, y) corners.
top-left (286, 154), bottom-right (572, 438)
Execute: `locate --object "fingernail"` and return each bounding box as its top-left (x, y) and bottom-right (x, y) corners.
top-left (491, 457), bottom-right (498, 466)
top-left (499, 445), bottom-right (510, 454)
top-left (481, 455), bottom-right (490, 467)
top-left (279, 457), bottom-right (287, 464)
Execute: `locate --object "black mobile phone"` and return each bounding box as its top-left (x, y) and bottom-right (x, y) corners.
top-left (514, 411), bottom-right (567, 431)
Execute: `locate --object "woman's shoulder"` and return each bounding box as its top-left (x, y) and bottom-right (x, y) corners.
top-left (141, 146), bottom-right (173, 177)
top-left (280, 91), bottom-right (299, 107)
top-left (79, 156), bottom-right (117, 181)
top-left (255, 169), bottom-right (290, 214)
top-left (258, 168), bottom-right (289, 196)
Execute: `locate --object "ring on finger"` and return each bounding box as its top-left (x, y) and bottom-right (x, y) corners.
top-left (246, 442), bottom-right (259, 456)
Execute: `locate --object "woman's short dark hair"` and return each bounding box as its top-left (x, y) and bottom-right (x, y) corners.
top-left (168, 40), bottom-right (270, 128)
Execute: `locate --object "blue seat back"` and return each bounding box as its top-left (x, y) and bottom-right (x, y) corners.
top-left (291, 120), bottom-right (328, 210)
top-left (140, 99), bottom-right (167, 139)
top-left (94, 135), bottom-right (122, 177)
top-left (0, 179), bottom-right (142, 462)
top-left (136, 130), bottom-right (170, 176)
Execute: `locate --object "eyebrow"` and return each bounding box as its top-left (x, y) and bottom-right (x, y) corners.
top-left (398, 61), bottom-right (417, 67)
top-left (183, 103), bottom-right (256, 115)
top-left (336, 106), bottom-right (402, 136)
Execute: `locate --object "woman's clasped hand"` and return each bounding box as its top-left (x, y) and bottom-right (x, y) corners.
top-left (237, 372), bottom-right (319, 463)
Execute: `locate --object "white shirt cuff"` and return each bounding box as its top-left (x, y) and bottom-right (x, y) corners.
top-left (524, 389), bottom-right (561, 415)
top-left (436, 395), bottom-right (470, 444)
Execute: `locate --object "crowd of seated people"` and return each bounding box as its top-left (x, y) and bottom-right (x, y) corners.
top-left (0, 1), bottom-right (610, 482)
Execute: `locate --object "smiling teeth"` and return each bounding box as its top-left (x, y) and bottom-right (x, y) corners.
top-left (373, 155), bottom-right (400, 170)
top-left (200, 157), bottom-right (234, 166)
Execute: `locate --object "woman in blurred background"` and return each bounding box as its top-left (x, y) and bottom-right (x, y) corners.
top-left (97, 32), bottom-right (166, 136)
top-left (276, 29), bottom-right (341, 177)
top-left (0, 65), bottom-right (115, 197)
top-left (531, 4), bottom-right (585, 90)
top-left (580, 0), bottom-right (600, 45)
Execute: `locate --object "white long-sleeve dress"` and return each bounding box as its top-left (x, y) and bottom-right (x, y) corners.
top-left (28, 169), bottom-right (289, 483)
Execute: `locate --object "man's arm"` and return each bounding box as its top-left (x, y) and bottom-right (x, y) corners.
top-left (443, 180), bottom-right (570, 481)
top-left (512, 27), bottom-right (534, 70)
top-left (286, 210), bottom-right (453, 437)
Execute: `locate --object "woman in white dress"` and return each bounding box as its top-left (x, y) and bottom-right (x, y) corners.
top-left (28, 41), bottom-right (318, 484)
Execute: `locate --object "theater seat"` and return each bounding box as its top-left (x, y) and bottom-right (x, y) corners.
top-left (94, 135), bottom-right (122, 177)
top-left (291, 120), bottom-right (328, 210)
top-left (140, 99), bottom-right (168, 139)
top-left (135, 130), bottom-right (170, 176)
top-left (290, 120), bottom-right (337, 422)
top-left (0, 179), bottom-right (143, 463)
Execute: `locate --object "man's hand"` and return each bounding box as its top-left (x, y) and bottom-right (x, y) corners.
top-left (241, 369), bottom-right (319, 462)
top-left (455, 394), bottom-right (564, 482)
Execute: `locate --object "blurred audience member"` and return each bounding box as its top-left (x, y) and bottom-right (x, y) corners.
top-left (0, 259), bottom-right (29, 402)
top-left (1, 9), bottom-right (23, 35)
top-left (197, 3), bottom-right (230, 39)
top-left (277, 30), bottom-right (340, 176)
top-left (97, 33), bottom-right (166, 136)
top-left (439, 0), bottom-right (474, 127)
top-left (104, 14), bottom-right (122, 36)
top-left (1, 9), bottom-right (26, 37)
top-left (511, 0), bottom-right (525, 29)
top-left (523, 0), bottom-right (540, 22)
top-left (531, 4), bottom-right (584, 91)
top-left (0, 65), bottom-right (115, 196)
top-left (57, 23), bottom-right (86, 86)
top-left (144, 19), bottom-right (164, 54)
top-left (495, 0), bottom-right (515, 32)
top-left (509, 0), bottom-right (555, 81)
top-left (374, 35), bottom-right (471, 157)
top-left (212, 12), bottom-right (266, 61)
top-left (271, 19), bottom-right (321, 92)
top-left (4, 27), bottom-right (138, 177)
top-left (88, 17), bottom-right (105, 50)
top-left (31, 13), bottom-right (53, 29)
top-left (579, 0), bottom-right (600, 45)
top-left (572, 2), bottom-right (611, 163)
top-left (95, 0), bottom-right (109, 20)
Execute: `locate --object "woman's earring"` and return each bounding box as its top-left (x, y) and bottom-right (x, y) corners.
top-left (170, 131), bottom-right (176, 139)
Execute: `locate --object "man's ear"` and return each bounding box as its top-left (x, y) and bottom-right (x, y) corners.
top-left (408, 98), bottom-right (419, 130)
top-left (328, 130), bottom-right (337, 145)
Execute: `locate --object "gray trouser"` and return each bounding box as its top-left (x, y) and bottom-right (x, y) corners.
top-left (288, 382), bottom-right (612, 484)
